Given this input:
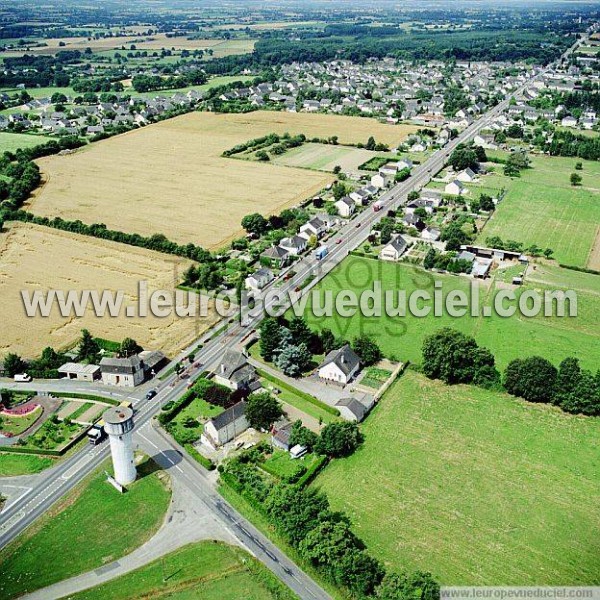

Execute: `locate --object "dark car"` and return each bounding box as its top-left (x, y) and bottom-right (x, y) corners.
top-left (145, 389), bottom-right (157, 400)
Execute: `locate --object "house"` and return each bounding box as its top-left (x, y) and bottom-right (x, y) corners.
top-left (279, 235), bottom-right (307, 256)
top-left (138, 350), bottom-right (167, 377)
top-left (271, 421), bottom-right (293, 451)
top-left (371, 172), bottom-right (391, 189)
top-left (445, 180), bottom-right (467, 196)
top-left (334, 196), bottom-right (355, 218)
top-left (318, 344), bottom-right (360, 385)
top-left (379, 235), bottom-right (408, 261)
top-left (396, 158), bottom-right (413, 171)
top-left (213, 349), bottom-right (258, 391)
top-left (561, 115), bottom-right (577, 128)
top-left (202, 401), bottom-right (249, 447)
top-left (58, 363), bottom-right (101, 382)
top-left (100, 356), bottom-right (145, 387)
top-left (300, 216), bottom-right (327, 238)
top-left (245, 267), bottom-right (274, 291)
top-left (335, 397), bottom-right (369, 422)
top-left (349, 188), bottom-right (370, 205)
top-left (456, 168), bottom-right (477, 183)
top-left (260, 245), bottom-right (290, 268)
top-left (421, 227), bottom-right (441, 241)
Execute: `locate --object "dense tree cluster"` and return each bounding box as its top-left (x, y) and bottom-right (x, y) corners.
top-left (131, 70), bottom-right (208, 93)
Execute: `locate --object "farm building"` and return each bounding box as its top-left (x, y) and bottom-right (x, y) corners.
top-left (58, 363), bottom-right (101, 382)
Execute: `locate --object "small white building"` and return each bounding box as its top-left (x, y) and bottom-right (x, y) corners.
top-left (245, 267), bottom-right (274, 291)
top-left (334, 196), bottom-right (356, 218)
top-left (300, 216), bottom-right (327, 238)
top-left (456, 168), bottom-right (477, 183)
top-left (100, 356), bottom-right (145, 387)
top-left (58, 363), bottom-right (101, 382)
top-left (422, 227), bottom-right (441, 241)
top-left (335, 397), bottom-right (374, 422)
top-left (371, 172), bottom-right (392, 189)
top-left (317, 344), bottom-right (360, 385)
top-left (445, 180), bottom-right (467, 196)
top-left (202, 401), bottom-right (249, 448)
top-left (379, 235), bottom-right (408, 261)
top-left (279, 235), bottom-right (307, 256)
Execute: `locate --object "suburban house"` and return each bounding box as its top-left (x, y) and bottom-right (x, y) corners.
top-left (445, 180), bottom-right (467, 196)
top-left (245, 267), bottom-right (274, 291)
top-left (271, 420), bottom-right (293, 451)
top-left (456, 168), bottom-right (477, 183)
top-left (335, 397), bottom-right (374, 422)
top-left (318, 344), bottom-right (361, 385)
top-left (138, 350), bottom-right (168, 377)
top-left (371, 172), bottom-right (392, 189)
top-left (58, 363), bottom-right (101, 382)
top-left (213, 349), bottom-right (259, 392)
top-left (260, 245), bottom-right (290, 268)
top-left (380, 235), bottom-right (408, 261)
top-left (335, 196), bottom-right (356, 218)
top-left (349, 188), bottom-right (371, 205)
top-left (279, 235), bottom-right (307, 256)
top-left (202, 401), bottom-right (249, 448)
top-left (421, 227), bottom-right (441, 241)
top-left (300, 216), bottom-right (327, 238)
top-left (100, 356), bottom-right (145, 387)
top-left (396, 158), bottom-right (413, 171)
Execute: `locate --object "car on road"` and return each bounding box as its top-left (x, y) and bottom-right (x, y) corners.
top-left (336, 238), bottom-right (342, 244)
top-left (13, 373), bottom-right (32, 382)
top-left (145, 389), bottom-right (157, 400)
top-left (355, 222), bottom-right (361, 228)
top-left (294, 285), bottom-right (301, 292)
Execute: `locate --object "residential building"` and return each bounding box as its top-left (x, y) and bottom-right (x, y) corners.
top-left (100, 356), bottom-right (145, 387)
top-left (380, 235), bottom-right (408, 261)
top-left (202, 401), bottom-right (249, 448)
top-left (213, 349), bottom-right (258, 392)
top-left (318, 344), bottom-right (361, 385)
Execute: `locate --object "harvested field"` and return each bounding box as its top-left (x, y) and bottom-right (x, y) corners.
top-left (0, 222), bottom-right (218, 358)
top-left (28, 111), bottom-right (418, 249)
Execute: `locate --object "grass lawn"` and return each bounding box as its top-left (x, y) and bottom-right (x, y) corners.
top-left (315, 370), bottom-right (600, 585)
top-left (475, 153), bottom-right (600, 268)
top-left (168, 395), bottom-right (223, 443)
top-left (67, 541), bottom-right (296, 600)
top-left (0, 452), bottom-right (55, 476)
top-left (261, 449), bottom-right (319, 481)
top-left (19, 416), bottom-right (84, 452)
top-left (0, 457), bottom-right (171, 599)
top-left (0, 405), bottom-right (42, 436)
top-left (302, 256), bottom-right (600, 370)
top-left (0, 132), bottom-right (53, 153)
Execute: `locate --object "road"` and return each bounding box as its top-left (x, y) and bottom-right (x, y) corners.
top-left (0, 40), bottom-right (579, 599)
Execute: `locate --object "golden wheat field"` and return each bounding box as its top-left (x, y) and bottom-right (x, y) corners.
top-left (0, 223), bottom-right (218, 358)
top-left (28, 111), bottom-right (418, 249)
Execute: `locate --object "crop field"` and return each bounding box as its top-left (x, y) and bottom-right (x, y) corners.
top-left (475, 153), bottom-right (600, 268)
top-left (272, 142), bottom-right (382, 172)
top-left (316, 370), bottom-right (600, 585)
top-left (302, 256), bottom-right (600, 370)
top-left (0, 222), bottom-right (218, 357)
top-left (68, 542), bottom-right (296, 600)
top-left (28, 111), bottom-right (417, 248)
top-left (0, 35), bottom-right (255, 57)
top-left (0, 133), bottom-right (53, 153)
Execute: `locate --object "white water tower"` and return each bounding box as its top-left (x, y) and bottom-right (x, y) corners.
top-left (103, 406), bottom-right (136, 486)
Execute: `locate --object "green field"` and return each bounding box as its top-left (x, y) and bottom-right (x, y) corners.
top-left (302, 256), bottom-right (600, 370)
top-left (68, 541), bottom-right (296, 600)
top-left (0, 132), bottom-right (53, 153)
top-left (316, 370), bottom-right (600, 585)
top-left (168, 395), bottom-right (223, 443)
top-left (0, 457), bottom-right (171, 599)
top-left (0, 405), bottom-right (42, 436)
top-left (0, 452), bottom-right (54, 476)
top-left (474, 153), bottom-right (600, 268)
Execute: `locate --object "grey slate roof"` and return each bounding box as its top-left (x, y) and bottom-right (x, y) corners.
top-left (336, 397), bottom-right (367, 421)
top-left (100, 356), bottom-right (142, 374)
top-left (319, 344), bottom-right (360, 377)
top-left (209, 401), bottom-right (247, 431)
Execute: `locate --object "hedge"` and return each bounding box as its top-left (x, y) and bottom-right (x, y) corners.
top-left (256, 368), bottom-right (339, 416)
top-left (559, 263), bottom-right (600, 276)
top-left (184, 443), bottom-right (216, 471)
top-left (296, 455), bottom-right (329, 488)
top-left (1, 425), bottom-right (90, 457)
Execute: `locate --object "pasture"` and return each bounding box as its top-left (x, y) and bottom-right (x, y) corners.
top-left (316, 370), bottom-right (600, 585)
top-left (0, 222), bottom-right (218, 357)
top-left (0, 132), bottom-right (53, 153)
top-left (28, 111), bottom-right (416, 248)
top-left (301, 256), bottom-right (600, 369)
top-left (475, 153), bottom-right (600, 269)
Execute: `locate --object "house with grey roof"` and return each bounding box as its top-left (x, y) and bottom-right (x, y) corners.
top-left (100, 356), bottom-right (145, 387)
top-left (213, 349), bottom-right (258, 392)
top-left (335, 397), bottom-right (370, 422)
top-left (318, 344), bottom-right (360, 385)
top-left (202, 401), bottom-right (248, 447)
top-left (380, 235), bottom-right (408, 262)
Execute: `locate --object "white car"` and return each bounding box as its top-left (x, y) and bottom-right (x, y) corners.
top-left (14, 373), bottom-right (32, 382)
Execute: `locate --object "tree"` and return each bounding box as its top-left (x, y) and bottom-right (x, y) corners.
top-left (241, 213), bottom-right (268, 235)
top-left (288, 420), bottom-right (319, 452)
top-left (338, 549), bottom-right (385, 596)
top-left (332, 182), bottom-right (348, 201)
top-left (315, 421), bottom-right (363, 457)
top-left (366, 136), bottom-right (376, 151)
top-left (352, 335), bottom-right (382, 366)
top-left (333, 165), bottom-right (341, 174)
top-left (448, 146), bottom-right (478, 171)
top-left (275, 342), bottom-right (311, 377)
top-left (76, 329), bottom-right (100, 363)
top-left (3, 353), bottom-right (26, 377)
top-left (570, 172), bottom-right (582, 186)
top-left (245, 391), bottom-right (283, 430)
top-left (503, 356), bottom-right (557, 403)
top-left (407, 191), bottom-right (420, 202)
top-left (288, 316), bottom-right (313, 347)
top-left (575, 161), bottom-right (583, 170)
top-left (376, 571), bottom-right (440, 600)
top-left (479, 193), bottom-right (495, 212)
top-left (423, 247), bottom-right (437, 270)
top-left (422, 328), bottom-right (497, 385)
top-left (320, 328), bottom-right (338, 354)
top-left (259, 318), bottom-right (282, 361)
top-left (119, 337), bottom-right (142, 358)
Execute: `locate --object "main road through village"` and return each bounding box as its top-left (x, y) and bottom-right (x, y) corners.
top-left (0, 38), bottom-right (582, 600)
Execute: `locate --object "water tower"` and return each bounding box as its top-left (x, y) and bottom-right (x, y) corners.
top-left (103, 405), bottom-right (136, 486)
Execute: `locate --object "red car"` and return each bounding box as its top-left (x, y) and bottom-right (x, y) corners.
top-left (336, 239), bottom-right (342, 244)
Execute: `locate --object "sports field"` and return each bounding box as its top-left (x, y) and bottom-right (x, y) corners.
top-left (316, 370), bottom-right (600, 585)
top-left (475, 153), bottom-right (600, 269)
top-left (302, 256), bottom-right (600, 369)
top-left (68, 542), bottom-right (296, 600)
top-left (0, 222), bottom-right (218, 357)
top-left (28, 111), bottom-right (416, 248)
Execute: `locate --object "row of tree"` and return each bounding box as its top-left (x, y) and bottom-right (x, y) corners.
top-left (422, 329), bottom-right (599, 415)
